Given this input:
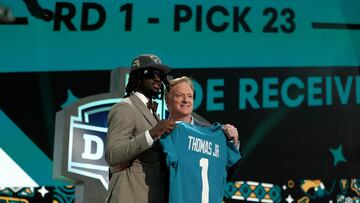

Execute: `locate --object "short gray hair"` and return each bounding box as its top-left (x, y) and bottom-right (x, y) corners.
top-left (168, 76), bottom-right (194, 92)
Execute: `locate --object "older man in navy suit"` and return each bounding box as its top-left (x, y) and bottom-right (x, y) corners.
top-left (165, 76), bottom-right (239, 145)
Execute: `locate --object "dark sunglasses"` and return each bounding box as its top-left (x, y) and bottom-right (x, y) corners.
top-left (143, 69), bottom-right (167, 81)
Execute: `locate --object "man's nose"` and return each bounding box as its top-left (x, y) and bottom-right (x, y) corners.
top-left (182, 96), bottom-right (189, 102)
top-left (153, 75), bottom-right (161, 81)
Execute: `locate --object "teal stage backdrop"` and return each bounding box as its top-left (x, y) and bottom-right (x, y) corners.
top-left (0, 1), bottom-right (360, 203)
top-left (0, 0), bottom-right (359, 71)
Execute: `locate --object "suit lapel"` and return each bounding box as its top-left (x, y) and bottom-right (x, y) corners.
top-left (193, 117), bottom-right (211, 127)
top-left (154, 113), bottom-right (160, 122)
top-left (130, 94), bottom-right (158, 126)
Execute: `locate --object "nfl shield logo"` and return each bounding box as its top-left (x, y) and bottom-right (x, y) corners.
top-left (68, 98), bottom-right (122, 190)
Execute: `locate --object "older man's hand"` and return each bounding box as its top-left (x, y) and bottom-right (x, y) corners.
top-left (223, 124), bottom-right (239, 146)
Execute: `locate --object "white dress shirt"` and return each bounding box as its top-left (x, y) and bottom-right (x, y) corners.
top-left (133, 92), bottom-right (156, 145)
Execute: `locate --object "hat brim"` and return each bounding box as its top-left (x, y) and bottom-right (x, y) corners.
top-left (131, 63), bottom-right (170, 73)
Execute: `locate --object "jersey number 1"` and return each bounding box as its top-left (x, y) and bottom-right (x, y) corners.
top-left (200, 158), bottom-right (209, 203)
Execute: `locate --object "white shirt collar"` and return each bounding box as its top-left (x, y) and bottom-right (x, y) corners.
top-left (133, 92), bottom-right (149, 106)
top-left (169, 115), bottom-right (194, 125)
top-left (189, 115), bottom-right (194, 125)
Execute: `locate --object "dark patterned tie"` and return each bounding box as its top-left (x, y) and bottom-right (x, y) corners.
top-left (147, 100), bottom-right (158, 113)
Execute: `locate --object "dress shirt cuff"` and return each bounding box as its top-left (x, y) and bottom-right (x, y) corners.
top-left (145, 130), bottom-right (154, 146)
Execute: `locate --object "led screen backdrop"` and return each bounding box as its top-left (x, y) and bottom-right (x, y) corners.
top-left (0, 0), bottom-right (359, 71)
top-left (0, 0), bottom-right (360, 203)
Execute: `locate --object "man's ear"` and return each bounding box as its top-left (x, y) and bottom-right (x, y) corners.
top-left (136, 78), bottom-right (143, 89)
top-left (165, 93), bottom-right (170, 106)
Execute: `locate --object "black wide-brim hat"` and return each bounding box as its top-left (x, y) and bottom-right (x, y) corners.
top-left (130, 54), bottom-right (170, 74)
